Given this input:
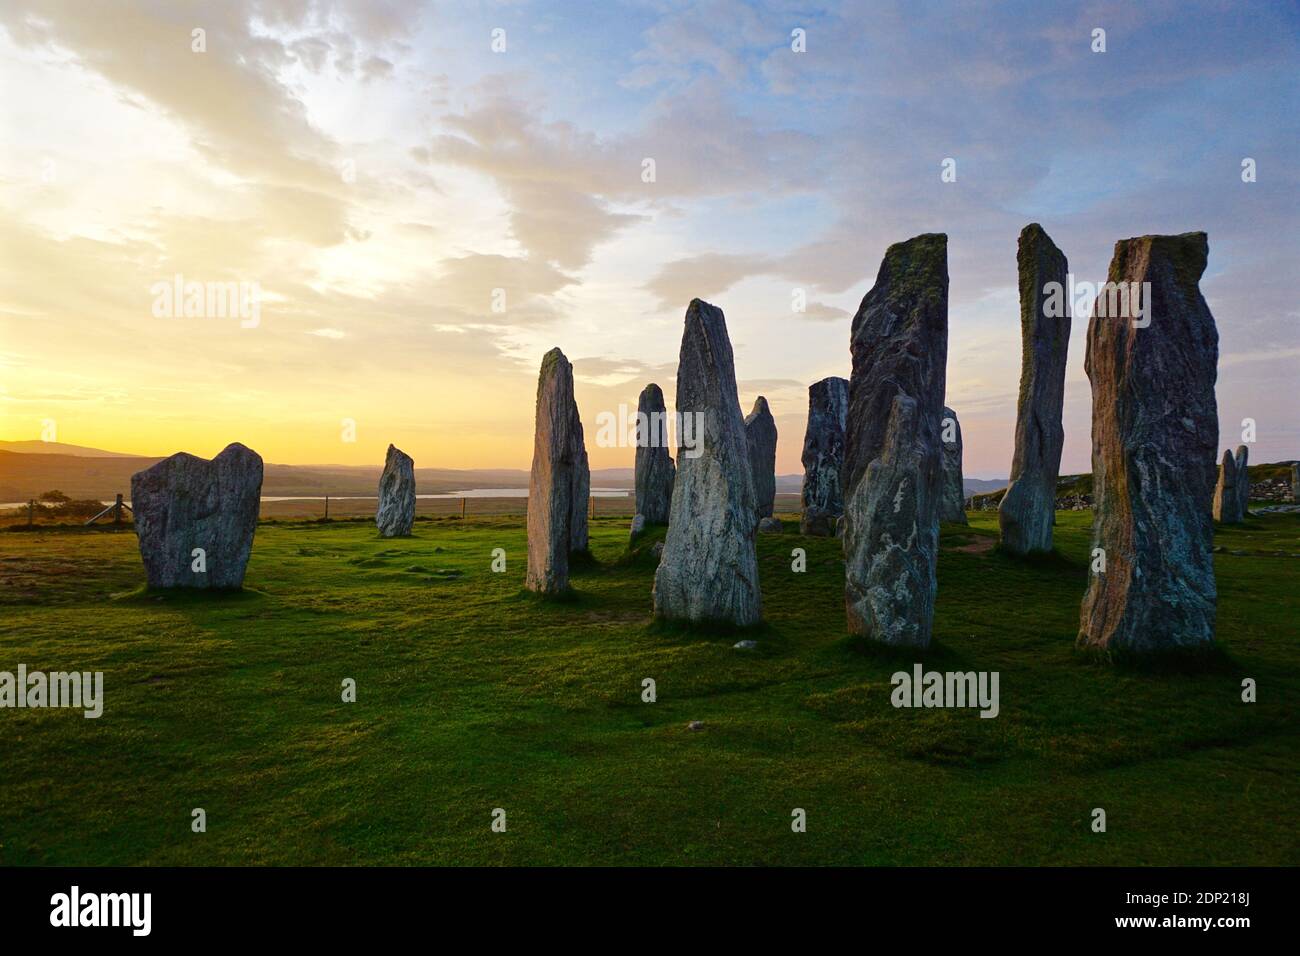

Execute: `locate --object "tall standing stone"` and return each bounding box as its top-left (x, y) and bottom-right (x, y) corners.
top-left (744, 396), bottom-right (777, 521)
top-left (1078, 233), bottom-right (1219, 655)
top-left (526, 348), bottom-right (589, 594)
top-left (375, 444), bottom-right (415, 537)
top-left (1000, 223), bottom-right (1070, 554)
top-left (131, 442), bottom-right (263, 589)
top-left (634, 383), bottom-right (675, 525)
top-left (799, 376), bottom-right (848, 536)
top-left (1292, 463), bottom-right (1299, 504)
top-left (1234, 444), bottom-right (1250, 517)
top-left (939, 406), bottom-right (968, 524)
top-left (843, 234), bottom-right (948, 648)
top-left (1212, 450), bottom-right (1241, 523)
top-left (653, 299), bottom-right (762, 626)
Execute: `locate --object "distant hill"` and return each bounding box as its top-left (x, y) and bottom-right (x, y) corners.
top-left (0, 440), bottom-right (146, 458)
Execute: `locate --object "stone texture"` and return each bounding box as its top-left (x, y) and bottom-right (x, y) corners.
top-left (375, 444), bottom-right (415, 537)
top-left (939, 406), bottom-right (968, 524)
top-left (1000, 223), bottom-right (1070, 554)
top-left (634, 383), bottom-right (675, 525)
top-left (1293, 463), bottom-right (1300, 504)
top-left (799, 376), bottom-right (848, 536)
top-left (629, 513), bottom-right (646, 543)
top-left (744, 396), bottom-right (777, 521)
top-left (1212, 450), bottom-right (1242, 523)
top-left (1078, 233), bottom-right (1219, 655)
top-left (843, 234), bottom-right (948, 648)
top-left (526, 348), bottom-right (589, 594)
top-left (1234, 444), bottom-right (1250, 516)
top-left (131, 442), bottom-right (263, 589)
top-left (653, 299), bottom-right (762, 626)
top-left (757, 517), bottom-right (783, 533)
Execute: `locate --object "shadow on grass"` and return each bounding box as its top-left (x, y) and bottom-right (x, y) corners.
top-left (109, 585), bottom-right (267, 605)
top-left (1075, 640), bottom-right (1240, 675)
top-left (644, 615), bottom-right (774, 647)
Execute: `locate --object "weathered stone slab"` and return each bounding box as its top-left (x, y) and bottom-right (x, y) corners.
top-left (843, 234), bottom-right (948, 648)
top-left (1078, 232), bottom-right (1219, 655)
top-left (745, 396), bottom-right (777, 521)
top-left (131, 442), bottom-right (263, 589)
top-left (376, 444), bottom-right (415, 537)
top-left (1234, 444), bottom-right (1250, 517)
top-left (634, 383), bottom-right (675, 525)
top-left (526, 347), bottom-right (589, 594)
top-left (799, 376), bottom-right (848, 536)
top-left (1000, 223), bottom-right (1070, 554)
top-left (939, 406), bottom-right (968, 525)
top-left (653, 299), bottom-right (762, 625)
top-left (1212, 450), bottom-right (1242, 523)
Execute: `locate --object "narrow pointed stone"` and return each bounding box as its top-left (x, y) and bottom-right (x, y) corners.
top-left (1078, 232), bottom-right (1219, 655)
top-left (939, 406), bottom-right (968, 524)
top-left (634, 383), bottom-right (675, 525)
top-left (131, 442), bottom-right (263, 589)
top-left (1212, 450), bottom-right (1241, 523)
top-left (799, 376), bottom-right (848, 536)
top-left (843, 234), bottom-right (948, 648)
top-left (653, 299), bottom-right (762, 626)
top-left (1000, 223), bottom-right (1070, 554)
top-left (744, 396), bottom-right (777, 521)
top-left (526, 347), bottom-right (588, 594)
top-left (1234, 444), bottom-right (1250, 517)
top-left (376, 444), bottom-right (415, 537)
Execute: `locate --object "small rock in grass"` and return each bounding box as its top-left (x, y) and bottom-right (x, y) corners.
top-left (687, 720), bottom-right (704, 731)
top-left (733, 639), bottom-right (758, 650)
top-left (757, 517), bottom-right (783, 534)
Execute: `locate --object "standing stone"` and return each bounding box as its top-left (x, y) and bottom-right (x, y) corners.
top-left (744, 396), bottom-right (777, 521)
top-left (1293, 463), bottom-right (1299, 504)
top-left (526, 348), bottom-right (589, 594)
top-left (131, 442), bottom-right (263, 589)
top-left (843, 234), bottom-right (948, 648)
top-left (375, 444), bottom-right (415, 537)
top-left (634, 383), bottom-right (675, 525)
top-left (1234, 444), bottom-right (1250, 517)
top-left (653, 299), bottom-right (762, 626)
top-left (1000, 223), bottom-right (1070, 554)
top-left (799, 376), bottom-right (848, 535)
top-left (1212, 450), bottom-right (1241, 523)
top-left (1078, 233), bottom-right (1219, 655)
top-left (939, 406), bottom-right (968, 524)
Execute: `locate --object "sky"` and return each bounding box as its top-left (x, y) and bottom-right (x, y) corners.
top-left (0, 0), bottom-right (1296, 478)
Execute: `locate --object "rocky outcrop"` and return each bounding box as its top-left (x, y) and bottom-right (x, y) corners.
top-left (999, 223), bottom-right (1070, 554)
top-left (1212, 450), bottom-right (1242, 523)
top-left (939, 406), bottom-right (967, 524)
top-left (634, 383), bottom-right (675, 525)
top-left (843, 234), bottom-right (948, 648)
top-left (744, 396), bottom-right (777, 521)
top-left (1234, 444), bottom-right (1250, 516)
top-left (526, 348), bottom-right (589, 594)
top-left (799, 376), bottom-right (848, 536)
top-left (653, 299), bottom-right (762, 626)
top-left (375, 444), bottom-right (415, 537)
top-left (131, 442), bottom-right (263, 589)
top-left (1078, 233), bottom-right (1219, 655)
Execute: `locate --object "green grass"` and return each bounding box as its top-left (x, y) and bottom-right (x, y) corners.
top-left (1, 511), bottom-right (1297, 866)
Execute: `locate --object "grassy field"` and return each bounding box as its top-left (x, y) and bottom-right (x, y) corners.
top-left (1, 510), bottom-right (1297, 866)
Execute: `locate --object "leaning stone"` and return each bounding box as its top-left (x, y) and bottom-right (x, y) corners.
top-left (131, 442), bottom-right (263, 589)
top-left (799, 376), bottom-right (849, 536)
top-left (757, 517), bottom-right (783, 534)
top-left (939, 406), bottom-right (968, 524)
top-left (843, 234), bottom-right (948, 648)
top-left (375, 444), bottom-right (415, 537)
top-left (634, 383), bottom-right (676, 525)
top-left (1234, 444), bottom-right (1250, 517)
top-left (526, 347), bottom-right (588, 594)
top-left (1212, 450), bottom-right (1242, 524)
top-left (1000, 223), bottom-right (1070, 554)
top-left (653, 299), bottom-right (762, 626)
top-left (1078, 233), bottom-right (1219, 655)
top-left (744, 396), bottom-right (777, 521)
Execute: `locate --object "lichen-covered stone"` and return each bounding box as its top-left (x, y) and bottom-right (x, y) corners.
top-left (131, 442), bottom-right (263, 589)
top-left (1078, 232), bottom-right (1219, 655)
top-left (653, 299), bottom-right (762, 626)
top-left (375, 444), bottom-right (415, 537)
top-left (1234, 444), bottom-right (1250, 517)
top-left (939, 406), bottom-right (967, 524)
top-left (1000, 223), bottom-right (1070, 554)
top-left (744, 396), bottom-right (777, 521)
top-left (634, 383), bottom-right (675, 525)
top-left (526, 347), bottom-right (589, 594)
top-left (843, 234), bottom-right (948, 648)
top-left (1212, 450), bottom-right (1242, 523)
top-left (799, 376), bottom-right (848, 536)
